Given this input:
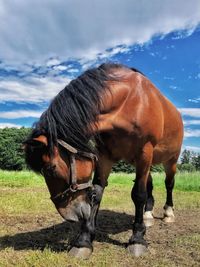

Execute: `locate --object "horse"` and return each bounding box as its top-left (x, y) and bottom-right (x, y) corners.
top-left (24, 63), bottom-right (183, 259)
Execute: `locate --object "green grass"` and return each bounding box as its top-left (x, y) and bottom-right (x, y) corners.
top-left (108, 171), bottom-right (200, 192)
top-left (0, 170), bottom-right (199, 267)
top-left (0, 170), bottom-right (199, 191)
top-left (0, 170), bottom-right (44, 188)
top-left (0, 171), bottom-right (199, 215)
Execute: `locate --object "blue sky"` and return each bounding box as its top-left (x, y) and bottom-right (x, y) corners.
top-left (0, 0), bottom-right (200, 152)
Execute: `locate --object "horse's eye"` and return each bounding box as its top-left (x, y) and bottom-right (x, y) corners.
top-left (51, 165), bottom-right (56, 170)
top-left (43, 164), bottom-right (57, 177)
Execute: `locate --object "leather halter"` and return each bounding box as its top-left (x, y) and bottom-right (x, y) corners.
top-left (50, 139), bottom-right (97, 205)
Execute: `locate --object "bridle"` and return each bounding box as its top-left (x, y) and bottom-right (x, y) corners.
top-left (49, 139), bottom-right (98, 205)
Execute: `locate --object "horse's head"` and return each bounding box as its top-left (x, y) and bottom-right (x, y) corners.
top-left (24, 135), bottom-right (96, 222)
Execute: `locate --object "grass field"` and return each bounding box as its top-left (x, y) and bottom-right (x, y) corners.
top-left (0, 170), bottom-right (199, 266)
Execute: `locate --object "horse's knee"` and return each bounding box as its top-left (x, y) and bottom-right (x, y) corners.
top-left (131, 185), bottom-right (147, 204)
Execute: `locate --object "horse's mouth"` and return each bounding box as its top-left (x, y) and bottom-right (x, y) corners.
top-left (57, 207), bottom-right (80, 222)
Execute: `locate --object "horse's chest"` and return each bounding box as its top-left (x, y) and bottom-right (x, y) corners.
top-left (99, 132), bottom-right (140, 163)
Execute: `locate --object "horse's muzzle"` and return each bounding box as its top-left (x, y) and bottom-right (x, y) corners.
top-left (56, 202), bottom-right (91, 222)
top-left (56, 206), bottom-right (79, 222)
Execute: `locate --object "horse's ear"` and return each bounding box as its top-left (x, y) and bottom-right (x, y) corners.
top-left (33, 135), bottom-right (48, 146)
top-left (23, 135), bottom-right (48, 148)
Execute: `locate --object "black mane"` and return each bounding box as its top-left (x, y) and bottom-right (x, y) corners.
top-left (29, 63), bottom-right (142, 154)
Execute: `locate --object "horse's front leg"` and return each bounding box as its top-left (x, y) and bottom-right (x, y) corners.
top-left (69, 156), bottom-right (113, 259)
top-left (127, 142), bottom-right (153, 257)
top-left (69, 184), bottom-right (104, 259)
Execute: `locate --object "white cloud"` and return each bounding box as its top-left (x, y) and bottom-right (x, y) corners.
top-left (67, 68), bottom-right (79, 73)
top-left (0, 123), bottom-right (21, 128)
top-left (171, 27), bottom-right (196, 39)
top-left (188, 97), bottom-right (200, 103)
top-left (164, 76), bottom-right (175, 80)
top-left (169, 85), bottom-right (178, 90)
top-left (0, 0), bottom-right (200, 63)
top-left (53, 65), bottom-right (68, 71)
top-left (46, 58), bottom-right (61, 67)
top-left (179, 108), bottom-right (200, 118)
top-left (184, 145), bottom-right (200, 152)
top-left (183, 120), bottom-right (200, 126)
top-left (0, 110), bottom-right (43, 119)
top-left (0, 75), bottom-right (70, 103)
top-left (98, 46), bottom-right (130, 60)
top-left (184, 129), bottom-right (200, 138)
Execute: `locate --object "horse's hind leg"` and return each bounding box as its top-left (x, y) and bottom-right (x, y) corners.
top-left (163, 158), bottom-right (177, 223)
top-left (143, 173), bottom-right (155, 227)
top-left (127, 142), bottom-right (153, 257)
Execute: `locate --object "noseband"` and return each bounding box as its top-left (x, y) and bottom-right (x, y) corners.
top-left (50, 139), bottom-right (97, 205)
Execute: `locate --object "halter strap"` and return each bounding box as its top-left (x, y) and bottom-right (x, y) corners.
top-left (51, 139), bottom-right (97, 205)
top-left (69, 154), bottom-right (77, 186)
top-left (57, 139), bottom-right (77, 153)
top-left (57, 139), bottom-right (98, 161)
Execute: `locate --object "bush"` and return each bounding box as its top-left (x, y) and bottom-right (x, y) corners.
top-left (112, 160), bottom-right (135, 173)
top-left (151, 164), bottom-right (164, 172)
top-left (178, 163), bottom-right (196, 172)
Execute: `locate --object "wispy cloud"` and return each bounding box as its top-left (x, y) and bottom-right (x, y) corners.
top-left (169, 85), bottom-right (178, 90)
top-left (183, 120), bottom-right (200, 126)
top-left (164, 76), bottom-right (175, 80)
top-left (188, 97), bottom-right (200, 103)
top-left (0, 123), bottom-right (21, 128)
top-left (0, 110), bottom-right (43, 119)
top-left (179, 108), bottom-right (200, 118)
top-left (0, 76), bottom-right (70, 103)
top-left (184, 145), bottom-right (200, 152)
top-left (171, 27), bottom-right (196, 39)
top-left (0, 1), bottom-right (200, 63)
top-left (184, 129), bottom-right (200, 138)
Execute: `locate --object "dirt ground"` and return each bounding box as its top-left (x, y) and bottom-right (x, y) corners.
top-left (0, 207), bottom-right (199, 267)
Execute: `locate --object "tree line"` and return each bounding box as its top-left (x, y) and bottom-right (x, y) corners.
top-left (0, 127), bottom-right (200, 172)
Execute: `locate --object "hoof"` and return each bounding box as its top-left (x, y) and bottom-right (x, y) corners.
top-left (127, 244), bottom-right (147, 257)
top-left (163, 215), bottom-right (175, 223)
top-left (163, 205), bottom-right (175, 223)
top-left (68, 247), bottom-right (93, 260)
top-left (143, 211), bottom-right (154, 227)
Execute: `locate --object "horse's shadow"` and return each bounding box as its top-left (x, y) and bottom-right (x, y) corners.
top-left (0, 210), bottom-right (133, 252)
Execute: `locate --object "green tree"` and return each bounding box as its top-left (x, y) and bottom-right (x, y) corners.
top-left (191, 154), bottom-right (200, 170)
top-left (0, 127), bottom-right (31, 170)
top-left (178, 163), bottom-right (196, 172)
top-left (179, 149), bottom-right (200, 172)
top-left (180, 149), bottom-right (191, 164)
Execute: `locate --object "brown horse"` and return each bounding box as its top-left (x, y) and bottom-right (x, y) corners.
top-left (24, 63), bottom-right (183, 259)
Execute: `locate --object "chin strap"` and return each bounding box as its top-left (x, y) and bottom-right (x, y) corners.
top-left (50, 180), bottom-right (93, 205)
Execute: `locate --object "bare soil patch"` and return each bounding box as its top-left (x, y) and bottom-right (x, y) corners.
top-left (0, 208), bottom-right (199, 266)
